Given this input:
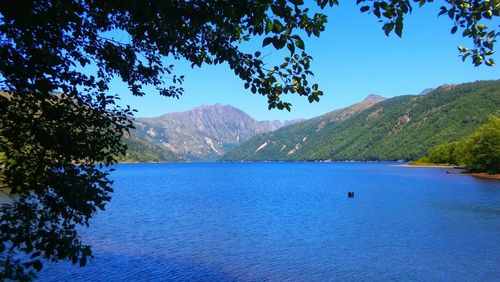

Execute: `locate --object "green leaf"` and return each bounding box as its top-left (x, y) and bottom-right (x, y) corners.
top-left (265, 18), bottom-right (273, 33)
top-left (263, 37), bottom-right (273, 47)
top-left (395, 18), bottom-right (403, 37)
top-left (360, 6), bottom-right (370, 12)
top-left (438, 6), bottom-right (448, 16)
top-left (383, 23), bottom-right (395, 36)
top-left (272, 37), bottom-right (286, 49)
top-left (295, 38), bottom-right (305, 50)
top-left (272, 20), bottom-right (284, 33)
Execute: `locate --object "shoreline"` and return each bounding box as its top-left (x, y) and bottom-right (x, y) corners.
top-left (399, 164), bottom-right (500, 180)
top-left (448, 171), bottom-right (500, 180)
top-left (115, 162), bottom-right (500, 180)
top-left (395, 164), bottom-right (456, 168)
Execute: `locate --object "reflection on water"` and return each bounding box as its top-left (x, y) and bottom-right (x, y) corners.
top-left (37, 163), bottom-right (500, 281)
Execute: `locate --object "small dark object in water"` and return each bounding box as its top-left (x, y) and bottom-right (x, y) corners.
top-left (348, 192), bottom-right (354, 198)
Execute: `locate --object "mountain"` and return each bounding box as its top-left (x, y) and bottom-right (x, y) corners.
top-left (120, 104), bottom-right (299, 162)
top-left (222, 80), bottom-right (500, 162)
top-left (122, 134), bottom-right (182, 162)
top-left (418, 88), bottom-right (434, 95)
top-left (258, 119), bottom-right (305, 132)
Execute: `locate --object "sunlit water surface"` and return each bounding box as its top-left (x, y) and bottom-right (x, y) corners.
top-left (37, 162), bottom-right (500, 281)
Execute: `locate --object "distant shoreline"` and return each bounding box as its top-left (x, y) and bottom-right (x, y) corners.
top-left (399, 164), bottom-right (500, 180)
top-left (450, 172), bottom-right (500, 180)
top-left (396, 164), bottom-right (455, 168)
top-left (117, 160), bottom-right (405, 164)
top-left (115, 162), bottom-right (500, 180)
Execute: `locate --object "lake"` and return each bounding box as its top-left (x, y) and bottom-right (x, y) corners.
top-left (37, 162), bottom-right (500, 281)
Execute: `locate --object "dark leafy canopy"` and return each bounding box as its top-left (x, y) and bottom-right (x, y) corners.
top-left (0, 92), bottom-right (133, 280)
top-left (0, 0), bottom-right (334, 111)
top-left (0, 0), bottom-right (497, 280)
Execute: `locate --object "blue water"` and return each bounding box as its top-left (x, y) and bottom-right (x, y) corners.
top-left (37, 163), bottom-right (499, 281)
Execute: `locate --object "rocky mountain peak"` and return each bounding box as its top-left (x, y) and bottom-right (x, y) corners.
top-left (129, 103), bottom-right (298, 161)
top-left (363, 94), bottom-right (385, 102)
top-left (193, 103), bottom-right (235, 112)
top-left (418, 88), bottom-right (434, 95)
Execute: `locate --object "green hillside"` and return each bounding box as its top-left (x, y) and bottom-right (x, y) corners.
top-left (118, 135), bottom-right (183, 163)
top-left (413, 116), bottom-right (500, 173)
top-left (222, 80), bottom-right (500, 162)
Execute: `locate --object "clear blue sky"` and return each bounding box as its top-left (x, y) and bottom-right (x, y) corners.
top-left (110, 2), bottom-right (499, 121)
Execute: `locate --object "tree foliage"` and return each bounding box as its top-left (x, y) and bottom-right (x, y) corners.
top-left (459, 116), bottom-right (500, 173)
top-left (0, 0), bottom-right (498, 280)
top-left (417, 116), bottom-right (500, 173)
top-left (421, 141), bottom-right (461, 165)
top-left (0, 92), bottom-right (133, 280)
top-left (357, 0), bottom-right (499, 66)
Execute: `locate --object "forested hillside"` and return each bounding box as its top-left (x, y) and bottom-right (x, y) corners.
top-left (222, 80), bottom-right (500, 161)
top-left (118, 135), bottom-right (184, 163)
top-left (414, 116), bottom-right (500, 173)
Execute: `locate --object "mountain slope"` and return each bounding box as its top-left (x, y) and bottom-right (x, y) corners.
top-left (222, 80), bottom-right (500, 161)
top-left (222, 93), bottom-right (386, 160)
top-left (119, 134), bottom-right (183, 163)
top-left (123, 104), bottom-right (299, 162)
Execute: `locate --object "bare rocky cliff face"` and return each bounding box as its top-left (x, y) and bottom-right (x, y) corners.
top-left (129, 104), bottom-right (298, 161)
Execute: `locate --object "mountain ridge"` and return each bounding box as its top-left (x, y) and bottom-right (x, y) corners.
top-left (121, 80), bottom-right (499, 163)
top-left (222, 80), bottom-right (500, 162)
top-left (121, 103), bottom-right (303, 162)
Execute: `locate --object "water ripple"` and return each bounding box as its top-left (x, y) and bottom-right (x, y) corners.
top-left (36, 163), bottom-right (500, 281)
